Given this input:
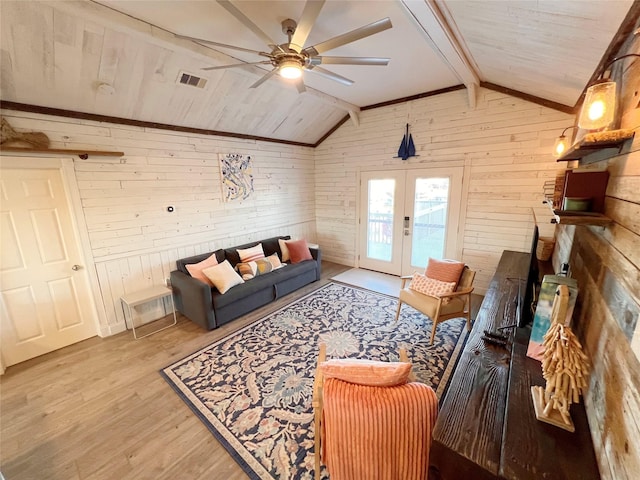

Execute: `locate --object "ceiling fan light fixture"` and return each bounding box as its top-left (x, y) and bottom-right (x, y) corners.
top-left (279, 60), bottom-right (303, 79)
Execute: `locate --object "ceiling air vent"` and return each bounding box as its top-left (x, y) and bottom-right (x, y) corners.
top-left (177, 71), bottom-right (207, 89)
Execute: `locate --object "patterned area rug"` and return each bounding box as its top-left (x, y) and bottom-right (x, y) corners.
top-left (161, 282), bottom-right (467, 480)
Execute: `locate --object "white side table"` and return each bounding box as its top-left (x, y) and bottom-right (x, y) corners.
top-left (120, 285), bottom-right (177, 339)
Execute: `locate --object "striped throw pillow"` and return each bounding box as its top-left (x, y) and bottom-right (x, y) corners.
top-left (237, 243), bottom-right (265, 263)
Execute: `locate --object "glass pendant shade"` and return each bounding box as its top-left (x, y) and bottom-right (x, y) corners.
top-left (553, 135), bottom-right (569, 158)
top-left (279, 61), bottom-right (302, 79)
top-left (578, 80), bottom-right (616, 130)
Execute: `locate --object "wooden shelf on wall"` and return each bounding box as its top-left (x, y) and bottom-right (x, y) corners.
top-left (551, 212), bottom-right (612, 226)
top-left (556, 129), bottom-right (634, 162)
top-left (543, 197), bottom-right (612, 226)
top-left (0, 146), bottom-right (124, 159)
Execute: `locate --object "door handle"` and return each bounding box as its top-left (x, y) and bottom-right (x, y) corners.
top-left (71, 264), bottom-right (82, 271)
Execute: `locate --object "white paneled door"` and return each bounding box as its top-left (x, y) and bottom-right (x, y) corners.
top-left (0, 167), bottom-right (97, 367)
top-left (359, 168), bottom-right (463, 276)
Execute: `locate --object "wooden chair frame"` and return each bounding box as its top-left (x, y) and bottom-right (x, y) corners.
top-left (394, 266), bottom-right (476, 344)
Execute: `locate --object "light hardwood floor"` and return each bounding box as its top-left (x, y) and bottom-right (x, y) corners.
top-left (0, 262), bottom-right (351, 480)
top-left (0, 261), bottom-right (482, 480)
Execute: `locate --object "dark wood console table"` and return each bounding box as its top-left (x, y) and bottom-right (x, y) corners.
top-left (429, 250), bottom-right (600, 480)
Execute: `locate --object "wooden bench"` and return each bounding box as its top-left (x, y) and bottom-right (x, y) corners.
top-left (429, 250), bottom-right (600, 480)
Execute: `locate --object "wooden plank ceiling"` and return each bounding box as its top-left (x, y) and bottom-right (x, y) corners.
top-left (0, 0), bottom-right (634, 145)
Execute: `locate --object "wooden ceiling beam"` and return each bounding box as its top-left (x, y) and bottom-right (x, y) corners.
top-left (400, 0), bottom-right (481, 109)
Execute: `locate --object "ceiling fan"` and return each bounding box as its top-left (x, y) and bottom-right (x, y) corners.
top-left (177, 0), bottom-right (393, 93)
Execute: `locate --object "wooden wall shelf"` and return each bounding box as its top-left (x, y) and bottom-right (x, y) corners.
top-left (551, 212), bottom-right (612, 226)
top-left (543, 197), bottom-right (612, 226)
top-left (556, 129), bottom-right (634, 162)
top-left (0, 146), bottom-right (124, 159)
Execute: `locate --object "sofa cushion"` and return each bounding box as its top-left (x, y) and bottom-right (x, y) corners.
top-left (185, 252), bottom-right (219, 285)
top-left (176, 249), bottom-right (225, 275)
top-left (212, 258), bottom-right (316, 309)
top-left (237, 243), bottom-right (265, 262)
top-left (224, 236), bottom-right (289, 267)
top-left (212, 271), bottom-right (277, 309)
top-left (286, 238), bottom-right (313, 263)
top-left (236, 261), bottom-right (258, 280)
top-left (267, 253), bottom-right (283, 270)
top-left (202, 260), bottom-right (244, 294)
top-left (279, 238), bottom-right (290, 262)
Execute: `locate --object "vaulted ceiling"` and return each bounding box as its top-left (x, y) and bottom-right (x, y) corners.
top-left (0, 0), bottom-right (634, 145)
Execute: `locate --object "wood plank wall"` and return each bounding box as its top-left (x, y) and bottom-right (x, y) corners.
top-left (2, 87), bottom-right (576, 321)
top-left (552, 33), bottom-right (640, 480)
top-left (0, 110), bottom-right (316, 336)
top-left (314, 87), bottom-right (570, 292)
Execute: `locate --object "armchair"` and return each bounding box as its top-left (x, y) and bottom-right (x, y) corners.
top-left (312, 343), bottom-right (438, 480)
top-left (394, 265), bottom-right (476, 344)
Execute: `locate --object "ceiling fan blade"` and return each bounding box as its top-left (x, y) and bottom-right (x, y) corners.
top-left (303, 17), bottom-right (392, 56)
top-left (289, 0), bottom-right (325, 52)
top-left (176, 34), bottom-right (269, 56)
top-left (217, 0), bottom-right (276, 47)
top-left (306, 66), bottom-right (354, 86)
top-left (294, 77), bottom-right (306, 94)
top-left (250, 68), bottom-right (278, 88)
top-left (202, 61), bottom-right (273, 71)
top-left (311, 56), bottom-right (389, 66)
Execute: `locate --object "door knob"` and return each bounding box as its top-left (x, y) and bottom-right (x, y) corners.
top-left (71, 264), bottom-right (82, 271)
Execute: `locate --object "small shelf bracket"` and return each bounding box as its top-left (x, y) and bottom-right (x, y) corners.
top-left (543, 197), bottom-right (561, 224)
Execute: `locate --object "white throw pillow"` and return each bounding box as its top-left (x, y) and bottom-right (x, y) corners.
top-left (202, 260), bottom-right (244, 294)
top-left (278, 238), bottom-right (290, 262)
top-left (237, 243), bottom-right (265, 262)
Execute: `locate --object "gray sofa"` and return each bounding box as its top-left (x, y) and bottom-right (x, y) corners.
top-left (170, 236), bottom-right (321, 330)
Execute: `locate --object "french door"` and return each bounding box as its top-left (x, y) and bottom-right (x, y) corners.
top-left (358, 168), bottom-right (463, 276)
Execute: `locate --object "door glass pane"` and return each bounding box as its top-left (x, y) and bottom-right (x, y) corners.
top-left (411, 177), bottom-right (449, 266)
top-left (367, 179), bottom-right (395, 261)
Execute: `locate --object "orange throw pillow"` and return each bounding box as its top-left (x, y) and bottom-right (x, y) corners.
top-left (285, 239), bottom-right (312, 263)
top-left (425, 258), bottom-right (465, 285)
top-left (320, 358), bottom-right (412, 387)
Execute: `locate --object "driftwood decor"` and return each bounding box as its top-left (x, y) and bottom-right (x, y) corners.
top-left (0, 116), bottom-right (50, 148)
top-left (531, 284), bottom-right (589, 432)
